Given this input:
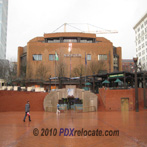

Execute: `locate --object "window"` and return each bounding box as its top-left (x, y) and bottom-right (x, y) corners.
top-left (63, 39), bottom-right (77, 43)
top-left (141, 24), bottom-right (144, 29)
top-left (142, 43), bottom-right (144, 48)
top-left (138, 40), bottom-right (140, 44)
top-left (142, 50), bottom-right (145, 54)
top-left (80, 39), bottom-right (87, 43)
top-left (98, 54), bottom-right (107, 60)
top-left (142, 57), bottom-right (145, 62)
top-left (145, 27), bottom-right (147, 33)
top-left (87, 54), bottom-right (91, 61)
top-left (33, 54), bottom-right (42, 61)
top-left (49, 54), bottom-right (55, 60)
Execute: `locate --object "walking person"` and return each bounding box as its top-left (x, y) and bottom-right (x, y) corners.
top-left (56, 103), bottom-right (60, 114)
top-left (23, 101), bottom-right (31, 122)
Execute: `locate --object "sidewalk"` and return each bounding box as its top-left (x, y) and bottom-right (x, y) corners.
top-left (0, 111), bottom-right (147, 147)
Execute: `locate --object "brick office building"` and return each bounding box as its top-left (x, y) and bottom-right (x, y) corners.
top-left (122, 59), bottom-right (135, 72)
top-left (17, 32), bottom-right (122, 81)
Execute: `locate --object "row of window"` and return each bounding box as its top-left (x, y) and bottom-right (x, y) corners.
top-left (137, 48), bottom-right (147, 55)
top-left (32, 54), bottom-right (108, 61)
top-left (136, 40), bottom-right (147, 49)
top-left (46, 38), bottom-right (94, 43)
top-left (138, 56), bottom-right (147, 64)
top-left (135, 19), bottom-right (147, 34)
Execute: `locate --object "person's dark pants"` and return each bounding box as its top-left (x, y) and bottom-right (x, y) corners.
top-left (24, 112), bottom-right (31, 121)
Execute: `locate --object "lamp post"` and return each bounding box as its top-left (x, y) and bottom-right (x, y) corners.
top-left (68, 43), bottom-right (72, 85)
top-left (133, 57), bottom-right (139, 112)
top-left (143, 72), bottom-right (147, 109)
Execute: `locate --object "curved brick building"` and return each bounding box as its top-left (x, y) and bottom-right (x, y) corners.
top-left (17, 32), bottom-right (122, 80)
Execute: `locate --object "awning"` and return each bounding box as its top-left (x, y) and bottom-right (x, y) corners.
top-left (85, 82), bottom-right (92, 85)
top-left (102, 80), bottom-right (110, 84)
top-left (114, 78), bottom-right (122, 83)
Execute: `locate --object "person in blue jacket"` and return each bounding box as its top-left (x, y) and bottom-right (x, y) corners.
top-left (56, 103), bottom-right (60, 114)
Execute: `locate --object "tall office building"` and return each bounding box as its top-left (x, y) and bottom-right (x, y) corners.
top-left (133, 13), bottom-right (147, 70)
top-left (0, 0), bottom-right (8, 59)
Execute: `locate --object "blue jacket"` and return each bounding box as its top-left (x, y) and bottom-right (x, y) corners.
top-left (57, 104), bottom-right (60, 108)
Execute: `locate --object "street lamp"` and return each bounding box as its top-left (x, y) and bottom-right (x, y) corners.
top-left (68, 43), bottom-right (72, 84)
top-left (133, 57), bottom-right (139, 112)
top-left (143, 71), bottom-right (147, 109)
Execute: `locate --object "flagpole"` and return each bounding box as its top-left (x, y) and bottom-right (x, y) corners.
top-left (85, 52), bottom-right (87, 88)
top-left (55, 52), bottom-right (56, 90)
top-left (55, 52), bottom-right (59, 90)
top-left (68, 43), bottom-right (72, 85)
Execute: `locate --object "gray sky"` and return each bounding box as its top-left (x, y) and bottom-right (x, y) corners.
top-left (6, 0), bottom-right (147, 61)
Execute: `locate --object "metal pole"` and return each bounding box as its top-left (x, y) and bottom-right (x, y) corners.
top-left (143, 72), bottom-right (146, 109)
top-left (55, 54), bottom-right (56, 90)
top-left (135, 62), bottom-right (139, 112)
top-left (68, 43), bottom-right (72, 85)
top-left (93, 73), bottom-right (95, 93)
top-left (85, 64), bottom-right (87, 88)
top-left (70, 51), bottom-right (71, 85)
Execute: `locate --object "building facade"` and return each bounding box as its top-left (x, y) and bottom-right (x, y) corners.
top-left (133, 13), bottom-right (147, 70)
top-left (17, 32), bottom-right (122, 80)
top-left (122, 59), bottom-right (135, 72)
top-left (0, 0), bottom-right (8, 59)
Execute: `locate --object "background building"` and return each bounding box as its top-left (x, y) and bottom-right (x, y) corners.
top-left (0, 0), bottom-right (8, 59)
top-left (17, 32), bottom-right (122, 81)
top-left (122, 59), bottom-right (135, 72)
top-left (133, 13), bottom-right (147, 70)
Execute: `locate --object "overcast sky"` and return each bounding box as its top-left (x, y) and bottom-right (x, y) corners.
top-left (6, 0), bottom-right (147, 61)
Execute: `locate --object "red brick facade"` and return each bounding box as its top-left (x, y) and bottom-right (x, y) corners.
top-left (17, 32), bottom-right (122, 80)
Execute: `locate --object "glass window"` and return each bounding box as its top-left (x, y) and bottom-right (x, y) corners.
top-left (38, 54), bottom-right (42, 60)
top-left (98, 54), bottom-right (107, 60)
top-left (33, 54), bottom-right (42, 61)
top-left (87, 54), bottom-right (91, 61)
top-left (63, 39), bottom-right (77, 43)
top-left (80, 39), bottom-right (87, 43)
top-left (49, 54), bottom-right (55, 60)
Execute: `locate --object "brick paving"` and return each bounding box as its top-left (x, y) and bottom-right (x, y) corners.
top-left (0, 111), bottom-right (147, 147)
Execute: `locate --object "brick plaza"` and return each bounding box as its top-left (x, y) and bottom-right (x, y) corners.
top-left (0, 111), bottom-right (147, 147)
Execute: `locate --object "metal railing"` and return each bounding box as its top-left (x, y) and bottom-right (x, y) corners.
top-left (75, 106), bottom-right (96, 112)
top-left (45, 106), bottom-right (67, 112)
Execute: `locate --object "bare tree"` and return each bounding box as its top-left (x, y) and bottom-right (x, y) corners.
top-left (56, 50), bottom-right (67, 77)
top-left (87, 60), bottom-right (106, 75)
top-left (36, 63), bottom-right (50, 81)
top-left (0, 59), bottom-right (17, 85)
top-left (26, 64), bottom-right (33, 80)
top-left (0, 59), bottom-right (9, 80)
top-left (72, 64), bottom-right (85, 77)
top-left (7, 62), bottom-right (17, 84)
top-left (20, 65), bottom-right (26, 79)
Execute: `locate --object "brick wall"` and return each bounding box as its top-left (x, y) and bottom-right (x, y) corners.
top-left (0, 91), bottom-right (48, 112)
top-left (98, 88), bottom-right (147, 111)
top-left (17, 32), bottom-right (122, 79)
